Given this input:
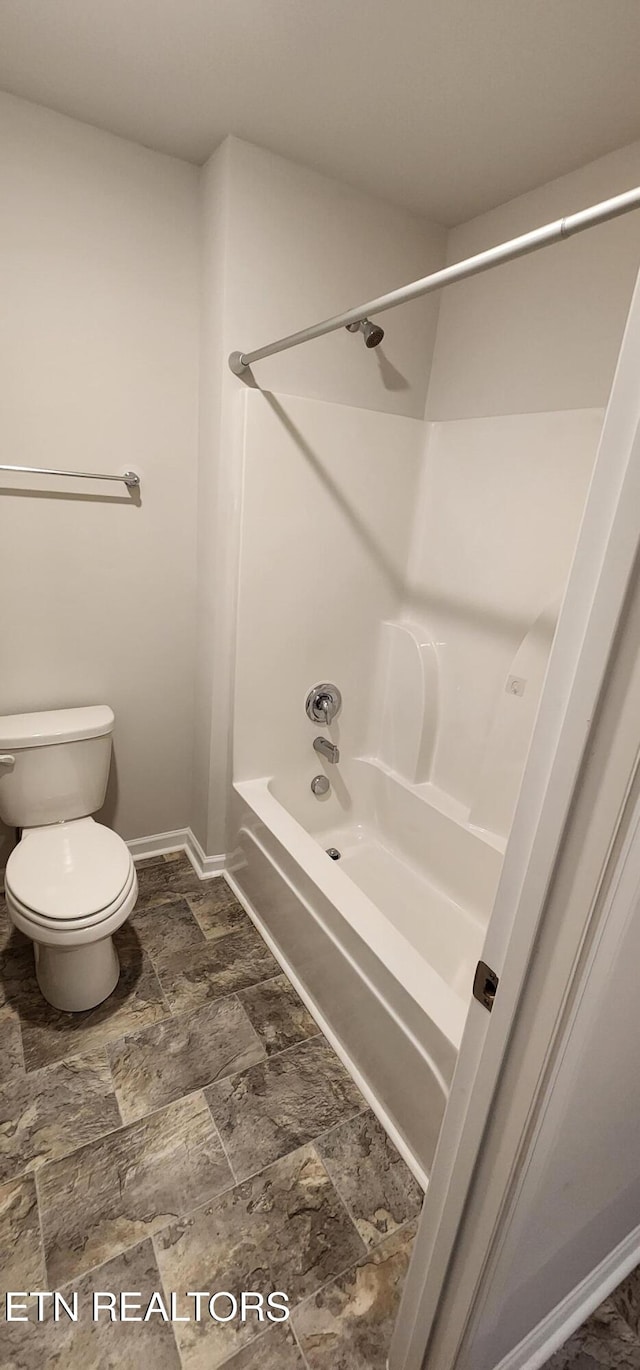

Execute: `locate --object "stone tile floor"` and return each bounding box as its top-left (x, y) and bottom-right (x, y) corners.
top-left (0, 852), bottom-right (423, 1369)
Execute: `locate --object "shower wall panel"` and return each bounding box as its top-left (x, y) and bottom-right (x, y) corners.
top-left (233, 389), bottom-right (423, 782)
top-left (403, 409), bottom-right (602, 834)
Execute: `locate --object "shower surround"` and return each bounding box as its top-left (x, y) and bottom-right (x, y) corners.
top-left (229, 389), bottom-right (601, 1180)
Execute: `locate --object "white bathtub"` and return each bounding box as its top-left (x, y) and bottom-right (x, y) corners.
top-left (229, 757), bottom-right (503, 1184)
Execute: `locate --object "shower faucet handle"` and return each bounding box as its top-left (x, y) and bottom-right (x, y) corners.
top-left (305, 683), bottom-right (342, 726)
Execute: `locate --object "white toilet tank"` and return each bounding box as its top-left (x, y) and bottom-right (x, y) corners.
top-left (0, 705), bottom-right (115, 828)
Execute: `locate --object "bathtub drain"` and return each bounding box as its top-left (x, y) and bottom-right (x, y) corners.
top-left (326, 848), bottom-right (341, 861)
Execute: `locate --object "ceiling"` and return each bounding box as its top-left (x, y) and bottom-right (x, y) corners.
top-left (2, 0), bottom-right (640, 225)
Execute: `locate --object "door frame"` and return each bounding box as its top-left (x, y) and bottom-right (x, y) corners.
top-left (391, 270), bottom-right (640, 1370)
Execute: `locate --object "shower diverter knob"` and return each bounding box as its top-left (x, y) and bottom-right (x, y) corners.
top-left (305, 684), bottom-right (342, 726)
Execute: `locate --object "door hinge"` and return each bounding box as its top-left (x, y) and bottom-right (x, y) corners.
top-left (473, 960), bottom-right (499, 1013)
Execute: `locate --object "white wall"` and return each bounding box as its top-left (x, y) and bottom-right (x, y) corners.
top-left (223, 137), bottom-right (446, 419)
top-left (427, 139), bottom-right (640, 419)
top-left (191, 143), bottom-right (229, 858)
top-left (193, 137), bottom-right (446, 856)
top-left (0, 94), bottom-right (200, 860)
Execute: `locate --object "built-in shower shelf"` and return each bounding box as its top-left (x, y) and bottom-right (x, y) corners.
top-left (369, 619), bottom-right (438, 784)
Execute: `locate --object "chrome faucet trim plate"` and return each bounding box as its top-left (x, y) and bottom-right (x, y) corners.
top-left (305, 683), bottom-right (342, 726)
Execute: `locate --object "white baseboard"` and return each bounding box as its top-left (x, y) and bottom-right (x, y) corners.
top-left (494, 1221), bottom-right (640, 1370)
top-left (126, 828), bottom-right (191, 861)
top-left (184, 829), bottom-right (227, 879)
top-left (127, 827), bottom-right (227, 880)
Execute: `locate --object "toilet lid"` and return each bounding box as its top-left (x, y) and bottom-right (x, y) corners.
top-left (6, 819), bottom-right (132, 920)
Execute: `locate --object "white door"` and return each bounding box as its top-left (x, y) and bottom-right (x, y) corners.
top-left (390, 270), bottom-right (640, 1370)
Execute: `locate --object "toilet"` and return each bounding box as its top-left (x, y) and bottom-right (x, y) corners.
top-left (0, 705), bottom-right (137, 1012)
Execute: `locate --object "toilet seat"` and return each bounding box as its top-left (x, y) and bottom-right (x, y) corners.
top-left (5, 817), bottom-right (133, 925)
top-left (8, 862), bottom-right (136, 933)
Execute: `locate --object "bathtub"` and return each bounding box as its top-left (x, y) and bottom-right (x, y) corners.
top-left (229, 757), bottom-right (503, 1185)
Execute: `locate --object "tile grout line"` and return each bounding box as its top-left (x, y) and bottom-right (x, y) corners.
top-left (186, 900), bottom-right (249, 944)
top-left (5, 973), bottom-right (383, 1264)
top-left (216, 1025), bottom-right (351, 1072)
top-left (290, 1234), bottom-right (393, 1335)
top-left (32, 1166), bottom-right (49, 1289)
top-left (18, 969), bottom-right (174, 1077)
top-left (24, 1223), bottom-right (193, 1333)
top-left (307, 1141), bottom-right (369, 1259)
top-left (107, 984), bottom-right (250, 1051)
top-left (289, 1211), bottom-right (421, 1332)
top-left (147, 1163), bottom-right (399, 1370)
top-left (12, 1012), bottom-right (27, 1080)
top-left (16, 1035), bottom-right (134, 1080)
top-left (28, 1071), bottom-right (366, 1241)
top-left (154, 951), bottom-right (285, 1016)
top-left (211, 1321), bottom-right (313, 1370)
top-left (133, 876), bottom-right (274, 974)
top-left (221, 1099), bottom-right (369, 1190)
top-left (291, 1318), bottom-right (313, 1370)
top-left (0, 1051), bottom-right (126, 1190)
top-left (20, 969), bottom-right (318, 1092)
top-left (29, 1087), bottom-right (231, 1203)
top-left (37, 1168), bottom-right (215, 1307)
top-left (160, 965), bottom-right (316, 1025)
top-left (153, 970), bottom-right (186, 1022)
top-left (13, 1066), bottom-right (368, 1292)
top-left (152, 1231), bottom-right (187, 1370)
top-left (34, 1125), bottom-right (415, 1342)
top-left (167, 1301), bottom-right (308, 1370)
top-left (14, 1012), bottom-right (334, 1194)
top-left (148, 1133), bottom-right (370, 1298)
top-left (203, 1100), bottom-right (240, 1189)
top-left (42, 1234), bottom-right (142, 1297)
top-left (104, 989), bottom-right (267, 1109)
top-left (235, 968), bottom-right (309, 999)
top-left (30, 1164), bottom-right (340, 1367)
top-left (301, 1095), bottom-right (370, 1148)
top-left (312, 1116), bottom-right (423, 1257)
top-left (46, 1205), bottom-right (188, 1295)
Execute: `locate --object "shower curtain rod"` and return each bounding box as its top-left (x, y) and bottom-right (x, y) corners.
top-left (228, 185), bottom-right (640, 375)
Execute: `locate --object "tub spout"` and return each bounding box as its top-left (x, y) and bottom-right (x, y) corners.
top-left (314, 736), bottom-right (340, 764)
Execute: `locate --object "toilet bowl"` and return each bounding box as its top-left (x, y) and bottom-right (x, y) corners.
top-left (0, 704), bottom-right (138, 1012)
top-left (4, 817), bottom-right (138, 1012)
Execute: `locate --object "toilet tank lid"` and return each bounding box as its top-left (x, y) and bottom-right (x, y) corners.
top-left (0, 705), bottom-right (114, 749)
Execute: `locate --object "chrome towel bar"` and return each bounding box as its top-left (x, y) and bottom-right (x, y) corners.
top-left (0, 465), bottom-right (140, 489)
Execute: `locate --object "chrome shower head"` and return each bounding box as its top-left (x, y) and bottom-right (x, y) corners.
top-left (363, 318), bottom-right (385, 348)
top-left (346, 317), bottom-right (385, 349)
